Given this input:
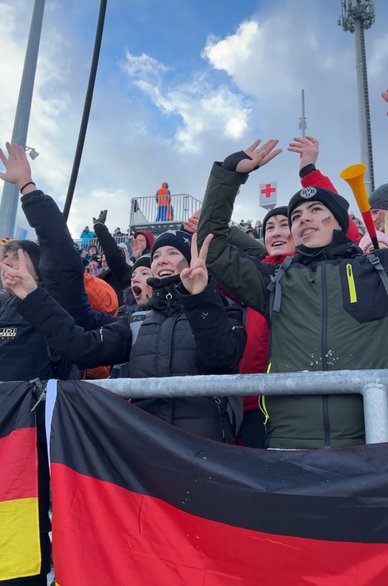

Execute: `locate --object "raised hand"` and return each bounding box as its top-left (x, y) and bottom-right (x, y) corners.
top-left (0, 142), bottom-right (34, 191)
top-left (235, 139), bottom-right (282, 173)
top-left (288, 136), bottom-right (319, 170)
top-left (180, 232), bottom-right (213, 295)
top-left (0, 249), bottom-right (38, 299)
top-left (183, 209), bottom-right (201, 234)
top-left (93, 210), bottom-right (108, 225)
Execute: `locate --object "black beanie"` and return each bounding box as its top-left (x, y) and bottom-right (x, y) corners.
top-left (262, 206), bottom-right (288, 240)
top-left (288, 187), bottom-right (349, 232)
top-left (369, 183), bottom-right (388, 211)
top-left (7, 240), bottom-right (41, 275)
top-left (151, 230), bottom-right (192, 263)
top-left (132, 253), bottom-right (151, 272)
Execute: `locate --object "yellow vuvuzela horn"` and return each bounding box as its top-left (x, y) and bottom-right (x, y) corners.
top-left (340, 163), bottom-right (379, 249)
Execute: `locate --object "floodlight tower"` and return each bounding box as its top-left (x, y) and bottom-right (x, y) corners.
top-left (338, 0), bottom-right (375, 195)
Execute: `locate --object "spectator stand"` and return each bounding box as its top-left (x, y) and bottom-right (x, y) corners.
top-left (129, 193), bottom-right (202, 237)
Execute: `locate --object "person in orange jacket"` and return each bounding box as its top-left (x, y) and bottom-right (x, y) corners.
top-left (83, 273), bottom-right (119, 379)
top-left (155, 182), bottom-right (173, 221)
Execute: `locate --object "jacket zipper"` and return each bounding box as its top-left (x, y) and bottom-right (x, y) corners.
top-left (259, 362), bottom-right (271, 425)
top-left (346, 263), bottom-right (357, 303)
top-left (321, 263), bottom-right (331, 448)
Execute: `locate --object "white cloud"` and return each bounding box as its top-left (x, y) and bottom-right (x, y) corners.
top-left (122, 50), bottom-right (169, 83)
top-left (2, 0), bottom-right (388, 241)
top-left (166, 84), bottom-right (250, 153)
top-left (203, 20), bottom-right (261, 74)
top-left (122, 51), bottom-right (251, 153)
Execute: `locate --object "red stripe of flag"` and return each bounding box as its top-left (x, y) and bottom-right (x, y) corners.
top-left (52, 463), bottom-right (388, 586)
top-left (0, 427), bottom-right (38, 501)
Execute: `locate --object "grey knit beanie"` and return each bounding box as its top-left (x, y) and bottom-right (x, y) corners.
top-left (369, 184), bottom-right (388, 211)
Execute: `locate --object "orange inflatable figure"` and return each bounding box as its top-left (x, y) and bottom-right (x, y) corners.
top-left (155, 182), bottom-right (173, 221)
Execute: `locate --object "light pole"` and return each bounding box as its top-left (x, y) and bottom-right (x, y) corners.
top-left (338, 0), bottom-right (375, 195)
top-left (0, 0), bottom-right (45, 238)
top-left (298, 89), bottom-right (307, 139)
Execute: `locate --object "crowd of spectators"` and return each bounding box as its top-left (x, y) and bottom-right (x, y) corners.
top-left (0, 86), bottom-right (387, 586)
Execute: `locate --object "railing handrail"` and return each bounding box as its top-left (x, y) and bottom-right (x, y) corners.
top-left (132, 192), bottom-right (201, 202)
top-left (85, 369), bottom-right (388, 445)
top-left (74, 235), bottom-right (128, 249)
top-left (129, 192), bottom-right (203, 228)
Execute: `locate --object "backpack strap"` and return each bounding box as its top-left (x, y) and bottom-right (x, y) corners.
top-left (367, 254), bottom-right (388, 296)
top-left (266, 255), bottom-right (293, 316)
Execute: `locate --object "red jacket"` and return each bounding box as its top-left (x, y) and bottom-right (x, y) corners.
top-left (240, 254), bottom-right (291, 412)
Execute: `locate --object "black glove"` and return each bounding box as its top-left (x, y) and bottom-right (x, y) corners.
top-left (222, 150), bottom-right (255, 172)
top-left (93, 210), bottom-right (108, 225)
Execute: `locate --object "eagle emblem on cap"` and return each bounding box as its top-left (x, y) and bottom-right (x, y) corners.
top-left (299, 187), bottom-right (317, 199)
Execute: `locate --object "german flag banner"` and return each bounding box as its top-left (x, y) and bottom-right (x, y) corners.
top-left (48, 380), bottom-right (388, 585)
top-left (0, 382), bottom-right (41, 581)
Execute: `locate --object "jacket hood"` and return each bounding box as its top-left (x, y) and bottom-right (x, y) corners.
top-left (148, 275), bottom-right (183, 316)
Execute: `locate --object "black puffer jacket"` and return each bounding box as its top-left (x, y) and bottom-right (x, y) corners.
top-left (0, 189), bottom-right (84, 382)
top-left (0, 291), bottom-right (54, 381)
top-left (19, 277), bottom-right (246, 441)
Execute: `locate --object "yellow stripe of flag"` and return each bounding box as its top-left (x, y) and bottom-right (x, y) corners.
top-left (0, 497), bottom-right (41, 580)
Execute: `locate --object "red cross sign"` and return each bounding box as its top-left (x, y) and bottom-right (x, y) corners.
top-left (259, 181), bottom-right (277, 209)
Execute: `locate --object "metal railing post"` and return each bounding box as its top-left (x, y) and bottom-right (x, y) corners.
top-left (362, 383), bottom-right (388, 444)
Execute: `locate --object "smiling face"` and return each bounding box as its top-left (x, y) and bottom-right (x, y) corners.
top-left (134, 234), bottom-right (147, 253)
top-left (264, 215), bottom-right (295, 256)
top-left (290, 201), bottom-right (341, 247)
top-left (151, 245), bottom-right (189, 278)
top-left (371, 209), bottom-right (386, 232)
top-left (131, 266), bottom-right (153, 307)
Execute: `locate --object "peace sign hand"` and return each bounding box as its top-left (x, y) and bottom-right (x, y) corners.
top-left (180, 233), bottom-right (213, 295)
top-left (0, 249), bottom-right (38, 299)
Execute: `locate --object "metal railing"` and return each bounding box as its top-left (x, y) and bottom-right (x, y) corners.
top-left (129, 193), bottom-right (202, 232)
top-left (89, 369), bottom-right (388, 445)
top-left (74, 235), bottom-right (128, 250)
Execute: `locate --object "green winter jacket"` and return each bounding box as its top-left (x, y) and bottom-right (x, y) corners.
top-left (197, 162), bottom-right (388, 449)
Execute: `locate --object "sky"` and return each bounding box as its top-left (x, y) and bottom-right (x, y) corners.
top-left (0, 0), bottom-right (387, 239)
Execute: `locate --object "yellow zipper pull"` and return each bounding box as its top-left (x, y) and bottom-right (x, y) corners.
top-left (346, 263), bottom-right (357, 303)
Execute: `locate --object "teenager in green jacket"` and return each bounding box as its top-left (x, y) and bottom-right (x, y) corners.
top-left (197, 138), bottom-right (388, 449)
